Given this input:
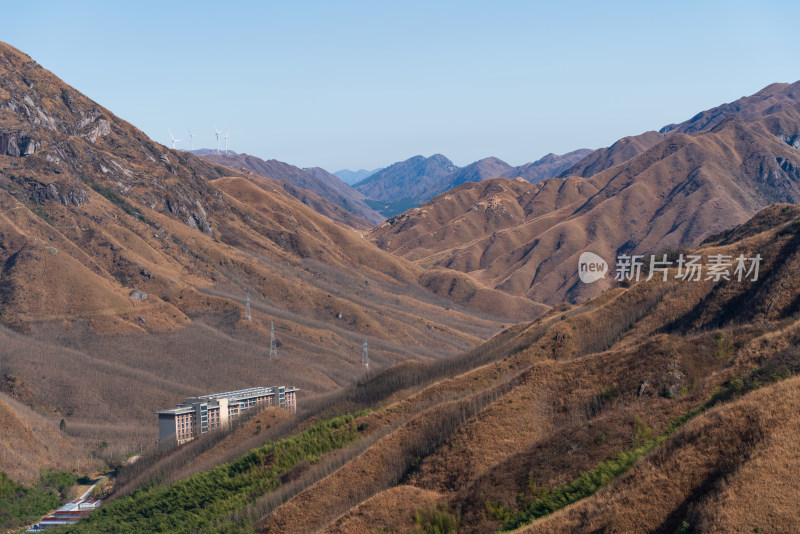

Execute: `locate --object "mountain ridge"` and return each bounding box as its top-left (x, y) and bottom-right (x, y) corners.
top-left (370, 81), bottom-right (800, 306)
top-left (561, 81), bottom-right (800, 180)
top-left (354, 150), bottom-right (591, 218)
top-left (197, 152), bottom-right (385, 226)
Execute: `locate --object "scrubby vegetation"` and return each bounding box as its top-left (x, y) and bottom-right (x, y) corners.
top-left (707, 343), bottom-right (800, 408)
top-left (413, 502), bottom-right (460, 534)
top-left (488, 342), bottom-right (800, 531)
top-left (488, 423), bottom-right (667, 530)
top-left (56, 414), bottom-right (364, 533)
top-left (0, 470), bottom-right (77, 531)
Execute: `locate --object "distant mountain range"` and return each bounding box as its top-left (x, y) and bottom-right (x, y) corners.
top-left (353, 149), bottom-right (592, 218)
top-left (196, 150), bottom-right (595, 223)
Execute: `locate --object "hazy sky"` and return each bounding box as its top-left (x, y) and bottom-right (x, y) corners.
top-left (4, 1), bottom-right (799, 171)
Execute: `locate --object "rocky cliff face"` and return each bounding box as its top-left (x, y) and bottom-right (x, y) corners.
top-left (0, 132), bottom-right (35, 156)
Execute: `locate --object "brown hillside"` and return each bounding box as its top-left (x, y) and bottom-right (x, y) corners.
top-left (519, 376), bottom-right (800, 534)
top-left (0, 392), bottom-right (88, 484)
top-left (662, 81), bottom-right (800, 135)
top-left (371, 93), bottom-right (800, 306)
top-left (0, 41), bottom-right (535, 457)
top-left (559, 130), bottom-right (665, 178)
top-left (247, 204), bottom-right (800, 533)
top-left (200, 152), bottom-right (384, 226)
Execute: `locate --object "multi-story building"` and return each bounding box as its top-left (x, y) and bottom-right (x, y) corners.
top-left (156, 386), bottom-right (298, 448)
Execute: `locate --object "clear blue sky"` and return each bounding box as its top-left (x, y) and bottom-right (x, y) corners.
top-left (4, 1), bottom-right (799, 171)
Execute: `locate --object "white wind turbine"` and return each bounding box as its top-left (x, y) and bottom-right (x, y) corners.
top-left (214, 126), bottom-right (222, 154)
top-left (168, 129), bottom-right (181, 150)
top-left (187, 128), bottom-right (194, 151)
top-left (224, 130), bottom-right (230, 155)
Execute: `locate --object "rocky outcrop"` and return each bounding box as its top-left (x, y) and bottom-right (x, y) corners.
top-left (778, 133), bottom-right (800, 149)
top-left (0, 132), bottom-right (34, 156)
top-left (0, 132), bottom-right (20, 156)
top-left (37, 182), bottom-right (90, 207)
top-left (164, 195), bottom-right (213, 236)
top-left (129, 290), bottom-right (147, 301)
top-left (82, 118), bottom-right (111, 143)
top-left (1, 42), bottom-right (232, 240)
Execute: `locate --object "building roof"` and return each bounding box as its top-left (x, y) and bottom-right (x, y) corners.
top-left (201, 386), bottom-right (298, 401)
top-left (156, 386), bottom-right (299, 415)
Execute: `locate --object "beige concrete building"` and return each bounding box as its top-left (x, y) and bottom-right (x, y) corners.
top-left (156, 386), bottom-right (298, 448)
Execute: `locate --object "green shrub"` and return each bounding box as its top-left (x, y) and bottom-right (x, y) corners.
top-left (631, 416), bottom-right (653, 449)
top-left (30, 204), bottom-right (56, 226)
top-left (0, 470), bottom-right (71, 531)
top-left (38, 470), bottom-right (77, 500)
top-left (413, 502), bottom-right (460, 534)
top-left (498, 438), bottom-right (663, 531)
top-left (714, 332), bottom-right (731, 359)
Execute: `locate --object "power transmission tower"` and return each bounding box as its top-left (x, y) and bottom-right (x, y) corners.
top-left (362, 339), bottom-right (369, 368)
top-left (269, 321), bottom-right (277, 358)
top-left (244, 292), bottom-right (252, 322)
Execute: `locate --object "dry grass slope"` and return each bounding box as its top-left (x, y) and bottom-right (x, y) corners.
top-left (234, 204), bottom-right (800, 533)
top-left (371, 83), bottom-right (800, 307)
top-left (0, 40), bottom-right (538, 466)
